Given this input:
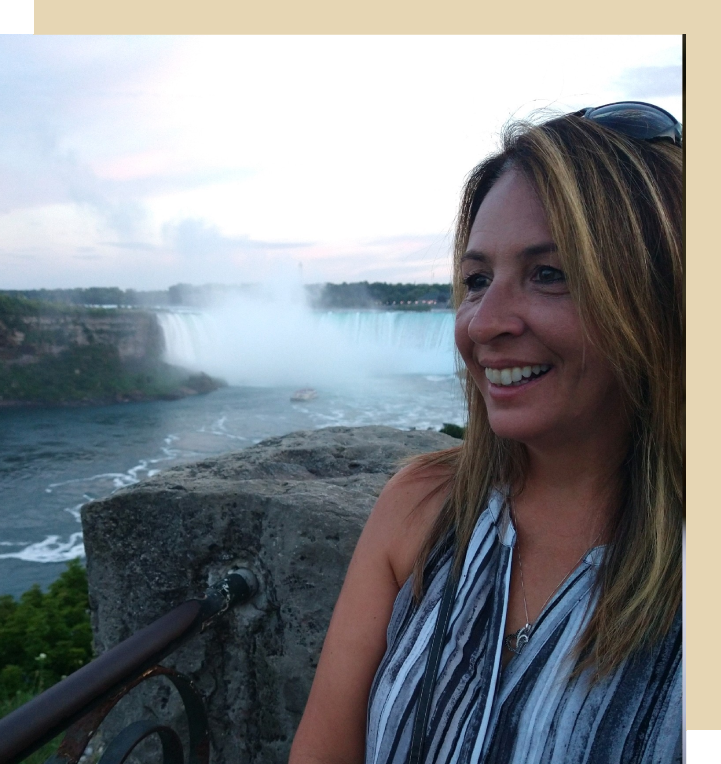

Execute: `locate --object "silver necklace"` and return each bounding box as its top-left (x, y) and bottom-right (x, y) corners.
top-left (504, 506), bottom-right (603, 656)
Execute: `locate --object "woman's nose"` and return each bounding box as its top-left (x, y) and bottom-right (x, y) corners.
top-left (465, 282), bottom-right (526, 345)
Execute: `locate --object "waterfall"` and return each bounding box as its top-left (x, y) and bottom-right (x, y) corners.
top-left (156, 307), bottom-right (456, 386)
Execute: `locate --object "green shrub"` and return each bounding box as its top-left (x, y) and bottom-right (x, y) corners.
top-left (0, 559), bottom-right (92, 704)
top-left (0, 561), bottom-right (92, 761)
top-left (440, 423), bottom-right (466, 439)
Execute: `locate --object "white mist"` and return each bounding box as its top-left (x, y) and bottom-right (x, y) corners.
top-left (156, 284), bottom-right (456, 387)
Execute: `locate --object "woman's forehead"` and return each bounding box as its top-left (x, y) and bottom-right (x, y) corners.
top-left (467, 170), bottom-right (552, 255)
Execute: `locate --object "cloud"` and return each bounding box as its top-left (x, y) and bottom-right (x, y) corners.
top-left (162, 218), bottom-right (223, 258)
top-left (0, 250), bottom-right (39, 262)
top-left (100, 241), bottom-right (156, 251)
top-left (365, 233), bottom-right (450, 247)
top-left (162, 217), bottom-right (311, 259)
top-left (0, 37), bottom-right (683, 291)
top-left (0, 39), bottom-right (249, 241)
top-left (615, 65), bottom-right (682, 98)
top-left (294, 233), bottom-right (453, 285)
top-left (0, 135), bottom-right (255, 241)
top-left (0, 37), bottom-right (173, 124)
top-left (0, 140), bottom-right (151, 242)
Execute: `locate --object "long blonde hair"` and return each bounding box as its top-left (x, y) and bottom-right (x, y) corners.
top-left (411, 113), bottom-right (683, 677)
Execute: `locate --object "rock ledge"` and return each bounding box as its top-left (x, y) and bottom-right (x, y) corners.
top-left (82, 425), bottom-right (456, 764)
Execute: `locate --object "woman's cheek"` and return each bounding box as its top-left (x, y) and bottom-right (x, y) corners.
top-left (454, 304), bottom-right (476, 362)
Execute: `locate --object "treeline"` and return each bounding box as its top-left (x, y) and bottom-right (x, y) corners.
top-left (1, 282), bottom-right (452, 310)
top-left (0, 287), bottom-right (171, 308)
top-left (0, 293), bottom-right (88, 327)
top-left (308, 282), bottom-right (451, 309)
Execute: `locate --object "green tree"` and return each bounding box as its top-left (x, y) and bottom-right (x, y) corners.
top-left (0, 559), bottom-right (92, 702)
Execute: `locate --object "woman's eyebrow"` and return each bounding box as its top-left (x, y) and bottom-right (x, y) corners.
top-left (460, 250), bottom-right (489, 264)
top-left (461, 242), bottom-right (558, 263)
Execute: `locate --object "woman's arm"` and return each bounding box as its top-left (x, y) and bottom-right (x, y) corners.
top-left (289, 464), bottom-right (450, 764)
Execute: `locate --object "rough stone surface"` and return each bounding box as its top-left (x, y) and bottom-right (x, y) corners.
top-left (0, 310), bottom-right (164, 364)
top-left (82, 425), bottom-right (457, 764)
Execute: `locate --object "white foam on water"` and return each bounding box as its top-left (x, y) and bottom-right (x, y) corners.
top-left (0, 532), bottom-right (85, 563)
top-left (47, 472), bottom-right (141, 493)
top-left (201, 414), bottom-right (249, 442)
top-left (64, 498), bottom-right (92, 522)
top-left (9, 433), bottom-right (197, 567)
top-left (46, 444), bottom-right (186, 498)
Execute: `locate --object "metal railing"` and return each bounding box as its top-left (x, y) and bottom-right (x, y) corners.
top-left (0, 568), bottom-right (259, 764)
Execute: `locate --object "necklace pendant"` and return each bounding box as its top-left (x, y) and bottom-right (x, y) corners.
top-left (505, 623), bottom-right (532, 655)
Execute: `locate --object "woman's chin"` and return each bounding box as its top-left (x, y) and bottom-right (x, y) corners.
top-left (486, 415), bottom-right (557, 446)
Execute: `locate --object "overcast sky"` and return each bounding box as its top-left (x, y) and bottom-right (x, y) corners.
top-left (0, 35), bottom-right (682, 290)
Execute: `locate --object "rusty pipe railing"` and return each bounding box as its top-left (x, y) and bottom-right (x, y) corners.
top-left (0, 568), bottom-right (258, 764)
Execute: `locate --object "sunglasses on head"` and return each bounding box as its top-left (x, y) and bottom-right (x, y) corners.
top-left (574, 101), bottom-right (682, 147)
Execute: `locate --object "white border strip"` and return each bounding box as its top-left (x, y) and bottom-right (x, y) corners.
top-left (0, 0), bottom-right (33, 33)
top-left (687, 731), bottom-right (721, 763)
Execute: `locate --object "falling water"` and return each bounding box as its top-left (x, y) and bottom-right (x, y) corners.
top-left (156, 306), bottom-right (457, 385)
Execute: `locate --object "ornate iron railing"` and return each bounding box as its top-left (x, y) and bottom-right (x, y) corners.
top-left (0, 568), bottom-right (259, 764)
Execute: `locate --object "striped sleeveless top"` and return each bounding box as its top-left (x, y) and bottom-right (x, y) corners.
top-left (366, 491), bottom-right (682, 764)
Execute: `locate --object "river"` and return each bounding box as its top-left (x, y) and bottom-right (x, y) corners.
top-left (0, 309), bottom-right (465, 597)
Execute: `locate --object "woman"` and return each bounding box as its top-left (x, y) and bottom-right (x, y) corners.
top-left (290, 103), bottom-right (683, 764)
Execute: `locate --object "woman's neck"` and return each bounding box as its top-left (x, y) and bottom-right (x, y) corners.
top-left (512, 436), bottom-right (627, 548)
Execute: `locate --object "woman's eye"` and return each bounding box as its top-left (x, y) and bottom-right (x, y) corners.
top-left (462, 273), bottom-right (490, 292)
top-left (533, 266), bottom-right (566, 285)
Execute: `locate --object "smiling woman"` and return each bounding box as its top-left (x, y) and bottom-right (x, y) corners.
top-left (455, 170), bottom-right (627, 453)
top-left (289, 104), bottom-right (683, 764)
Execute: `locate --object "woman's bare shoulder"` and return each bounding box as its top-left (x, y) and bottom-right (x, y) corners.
top-left (288, 456), bottom-right (455, 764)
top-left (366, 458), bottom-right (455, 588)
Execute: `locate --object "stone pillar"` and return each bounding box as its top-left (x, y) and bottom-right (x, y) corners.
top-left (82, 426), bottom-right (455, 764)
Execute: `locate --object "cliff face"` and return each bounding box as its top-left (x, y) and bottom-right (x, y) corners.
top-left (0, 299), bottom-right (220, 405)
top-left (0, 309), bottom-right (164, 365)
top-left (82, 426), bottom-right (457, 764)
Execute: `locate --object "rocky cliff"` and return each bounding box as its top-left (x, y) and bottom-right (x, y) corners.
top-left (82, 425), bottom-right (457, 764)
top-left (0, 303), bottom-right (163, 364)
top-left (0, 297), bottom-right (221, 405)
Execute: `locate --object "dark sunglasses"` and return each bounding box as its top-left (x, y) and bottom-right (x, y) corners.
top-left (575, 101), bottom-right (682, 147)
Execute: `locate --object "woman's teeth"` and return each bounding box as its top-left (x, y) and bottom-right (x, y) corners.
top-left (484, 364), bottom-right (550, 386)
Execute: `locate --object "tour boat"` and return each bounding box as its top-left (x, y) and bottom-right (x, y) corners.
top-left (290, 388), bottom-right (318, 402)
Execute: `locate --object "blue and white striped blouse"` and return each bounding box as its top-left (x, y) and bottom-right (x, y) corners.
top-left (366, 491), bottom-right (682, 764)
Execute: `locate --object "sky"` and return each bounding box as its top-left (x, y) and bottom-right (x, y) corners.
top-left (0, 35), bottom-right (682, 290)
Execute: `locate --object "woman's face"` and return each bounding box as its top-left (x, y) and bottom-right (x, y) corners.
top-left (455, 169), bottom-right (625, 451)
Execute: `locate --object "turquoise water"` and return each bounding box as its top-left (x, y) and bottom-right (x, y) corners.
top-left (0, 373), bottom-right (465, 597)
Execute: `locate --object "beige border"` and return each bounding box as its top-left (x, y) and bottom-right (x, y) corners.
top-left (32, 5), bottom-right (707, 733)
top-left (684, 30), bottom-right (714, 730)
top-left (34, 4), bottom-right (684, 36)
